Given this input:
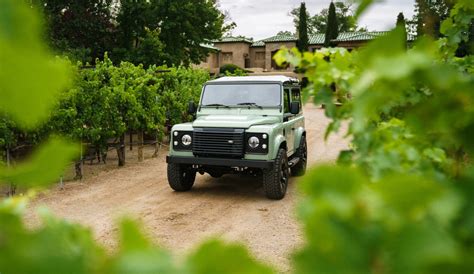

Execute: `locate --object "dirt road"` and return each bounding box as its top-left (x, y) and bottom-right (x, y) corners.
top-left (25, 104), bottom-right (349, 272)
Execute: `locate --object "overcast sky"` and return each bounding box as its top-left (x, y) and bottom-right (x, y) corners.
top-left (218, 0), bottom-right (415, 40)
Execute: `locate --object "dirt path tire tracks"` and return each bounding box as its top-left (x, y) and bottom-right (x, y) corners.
top-left (25, 104), bottom-right (349, 272)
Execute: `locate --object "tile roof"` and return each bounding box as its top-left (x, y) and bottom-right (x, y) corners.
top-left (208, 31), bottom-right (416, 49)
top-left (332, 31), bottom-right (388, 42)
top-left (214, 36), bottom-right (253, 44)
top-left (200, 43), bottom-right (220, 51)
top-left (251, 40), bottom-right (266, 47)
top-left (308, 33), bottom-right (325, 44)
top-left (262, 34), bottom-right (298, 43)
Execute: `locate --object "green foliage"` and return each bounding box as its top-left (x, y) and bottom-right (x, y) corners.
top-left (412, 0), bottom-right (453, 38)
top-left (0, 0), bottom-right (78, 187)
top-left (396, 12), bottom-right (408, 47)
top-left (0, 138), bottom-right (78, 187)
top-left (37, 0), bottom-right (114, 62)
top-left (186, 240), bottom-right (274, 274)
top-left (296, 165), bottom-right (474, 273)
top-left (274, 2), bottom-right (474, 271)
top-left (158, 65), bottom-right (210, 125)
top-left (0, 0), bottom-right (71, 129)
top-left (2, 1), bottom-right (474, 274)
top-left (0, 202), bottom-right (275, 274)
top-left (291, 1), bottom-right (360, 35)
top-left (1, 3), bottom-right (270, 274)
top-left (297, 2), bottom-right (309, 52)
top-left (219, 64), bottom-right (245, 75)
top-left (152, 0), bottom-right (232, 66)
top-left (51, 56), bottom-right (209, 148)
top-left (35, 0), bottom-right (232, 66)
top-left (324, 2), bottom-right (340, 47)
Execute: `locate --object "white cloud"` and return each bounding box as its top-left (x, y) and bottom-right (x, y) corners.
top-left (218, 0), bottom-right (415, 39)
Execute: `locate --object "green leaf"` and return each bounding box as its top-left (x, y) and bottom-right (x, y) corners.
top-left (0, 137), bottom-right (79, 187)
top-left (354, 0), bottom-right (381, 19)
top-left (186, 240), bottom-right (275, 274)
top-left (0, 0), bottom-right (71, 128)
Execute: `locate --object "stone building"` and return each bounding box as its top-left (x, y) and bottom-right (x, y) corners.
top-left (196, 32), bottom-right (414, 74)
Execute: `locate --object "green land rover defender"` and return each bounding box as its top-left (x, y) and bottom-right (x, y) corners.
top-left (166, 76), bottom-right (307, 199)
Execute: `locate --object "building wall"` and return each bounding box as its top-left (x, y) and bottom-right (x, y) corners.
top-left (193, 51), bottom-right (220, 74)
top-left (249, 46), bottom-right (265, 69)
top-left (214, 42), bottom-right (251, 69)
top-left (264, 42), bottom-right (297, 71)
top-left (334, 41), bottom-right (367, 50)
top-left (309, 45), bottom-right (323, 52)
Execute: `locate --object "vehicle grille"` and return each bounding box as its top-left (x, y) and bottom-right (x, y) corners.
top-left (193, 128), bottom-right (245, 158)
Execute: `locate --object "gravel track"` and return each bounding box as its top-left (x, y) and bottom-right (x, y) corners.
top-left (25, 104), bottom-right (349, 272)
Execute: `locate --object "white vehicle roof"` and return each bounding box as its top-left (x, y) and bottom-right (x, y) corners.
top-left (206, 75), bottom-right (299, 84)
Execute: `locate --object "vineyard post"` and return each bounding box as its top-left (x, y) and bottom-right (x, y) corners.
top-left (152, 132), bottom-right (160, 158)
top-left (129, 132), bottom-right (133, 151)
top-left (138, 131), bottom-right (144, 162)
top-left (80, 141), bottom-right (83, 180)
top-left (118, 133), bottom-right (125, 166)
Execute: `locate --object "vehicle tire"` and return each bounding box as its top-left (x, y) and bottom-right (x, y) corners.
top-left (291, 135), bottom-right (307, 177)
top-left (263, 148), bottom-right (290, 200)
top-left (167, 163), bottom-right (196, 192)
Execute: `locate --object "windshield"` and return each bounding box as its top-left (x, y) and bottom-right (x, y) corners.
top-left (201, 84), bottom-right (281, 107)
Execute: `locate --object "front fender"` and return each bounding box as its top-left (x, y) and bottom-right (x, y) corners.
top-left (293, 127), bottom-right (306, 151)
top-left (271, 134), bottom-right (286, 159)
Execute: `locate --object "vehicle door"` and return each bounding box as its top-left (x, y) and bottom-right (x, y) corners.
top-left (283, 88), bottom-right (295, 155)
top-left (290, 87), bottom-right (304, 149)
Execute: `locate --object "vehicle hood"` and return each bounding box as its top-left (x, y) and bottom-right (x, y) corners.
top-left (192, 115), bottom-right (279, 129)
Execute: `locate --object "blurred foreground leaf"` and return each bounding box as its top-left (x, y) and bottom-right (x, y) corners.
top-left (295, 165), bottom-right (473, 274)
top-left (186, 240), bottom-right (275, 274)
top-left (0, 0), bottom-right (71, 128)
top-left (0, 137), bottom-right (78, 187)
top-left (0, 202), bottom-right (105, 274)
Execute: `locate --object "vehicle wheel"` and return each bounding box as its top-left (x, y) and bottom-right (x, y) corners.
top-left (167, 163), bottom-right (196, 191)
top-left (263, 148), bottom-right (290, 200)
top-left (291, 135), bottom-right (307, 177)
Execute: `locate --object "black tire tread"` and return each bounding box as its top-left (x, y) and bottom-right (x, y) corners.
top-left (167, 163), bottom-right (196, 191)
top-left (263, 148), bottom-right (288, 200)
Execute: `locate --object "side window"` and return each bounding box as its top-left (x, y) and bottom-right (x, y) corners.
top-left (291, 88), bottom-right (302, 113)
top-left (283, 89), bottom-right (290, 113)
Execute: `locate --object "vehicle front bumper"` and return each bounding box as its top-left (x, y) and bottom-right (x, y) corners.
top-left (166, 156), bottom-right (274, 169)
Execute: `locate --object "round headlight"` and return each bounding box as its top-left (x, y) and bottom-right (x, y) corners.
top-left (248, 136), bottom-right (260, 149)
top-left (173, 131), bottom-right (179, 137)
top-left (181, 134), bottom-right (192, 146)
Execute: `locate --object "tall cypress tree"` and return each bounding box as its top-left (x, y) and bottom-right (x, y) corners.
top-left (396, 12), bottom-right (407, 47)
top-left (297, 2), bottom-right (309, 52)
top-left (324, 2), bottom-right (339, 47)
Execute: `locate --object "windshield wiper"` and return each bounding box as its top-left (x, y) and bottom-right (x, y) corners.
top-left (203, 103), bottom-right (230, 108)
top-left (237, 102), bottom-right (263, 109)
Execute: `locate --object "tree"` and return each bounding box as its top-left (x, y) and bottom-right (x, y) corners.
top-left (36, 0), bottom-right (114, 62)
top-left (297, 2), bottom-right (309, 52)
top-left (324, 2), bottom-right (339, 47)
top-left (291, 1), bottom-right (358, 34)
top-left (396, 12), bottom-right (408, 47)
top-left (411, 0), bottom-right (453, 38)
top-left (151, 0), bottom-right (233, 66)
top-left (116, 0), bottom-right (150, 50)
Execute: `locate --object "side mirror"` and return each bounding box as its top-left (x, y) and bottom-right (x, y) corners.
top-left (290, 101), bottom-right (300, 115)
top-left (188, 101), bottom-right (197, 115)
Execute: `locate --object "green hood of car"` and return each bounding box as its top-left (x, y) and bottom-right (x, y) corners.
top-left (192, 115), bottom-right (279, 129)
